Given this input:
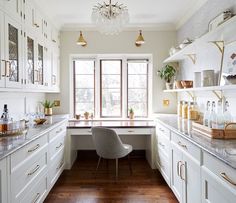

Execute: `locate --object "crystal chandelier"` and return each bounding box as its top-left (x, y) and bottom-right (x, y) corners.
top-left (91, 0), bottom-right (129, 35)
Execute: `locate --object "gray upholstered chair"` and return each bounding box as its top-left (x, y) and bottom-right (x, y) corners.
top-left (91, 127), bottom-right (133, 179)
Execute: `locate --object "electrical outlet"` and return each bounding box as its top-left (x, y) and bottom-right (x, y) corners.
top-left (54, 100), bottom-right (60, 107)
top-left (163, 99), bottom-right (170, 107)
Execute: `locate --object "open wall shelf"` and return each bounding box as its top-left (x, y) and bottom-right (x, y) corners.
top-left (163, 15), bottom-right (236, 64)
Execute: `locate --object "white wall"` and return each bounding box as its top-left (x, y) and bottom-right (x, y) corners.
top-left (47, 30), bottom-right (177, 117)
top-left (0, 92), bottom-right (45, 120)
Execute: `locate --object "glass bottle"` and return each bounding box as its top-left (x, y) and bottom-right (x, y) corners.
top-left (188, 101), bottom-right (198, 120)
top-left (203, 101), bottom-right (210, 126)
top-left (177, 101), bottom-right (183, 117)
top-left (224, 101), bottom-right (232, 124)
top-left (182, 101), bottom-right (188, 119)
top-left (209, 101), bottom-right (216, 128)
top-left (212, 100), bottom-right (225, 129)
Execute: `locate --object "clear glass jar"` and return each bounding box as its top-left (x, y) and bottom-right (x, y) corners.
top-left (177, 101), bottom-right (183, 117)
top-left (187, 102), bottom-right (198, 120)
top-left (182, 101), bottom-right (188, 119)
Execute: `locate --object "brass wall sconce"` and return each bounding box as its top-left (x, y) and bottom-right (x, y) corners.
top-left (77, 31), bottom-right (87, 46)
top-left (135, 30), bottom-right (145, 47)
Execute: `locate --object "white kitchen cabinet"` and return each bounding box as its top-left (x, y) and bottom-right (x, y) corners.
top-left (43, 46), bottom-right (52, 89)
top-left (170, 132), bottom-right (201, 203)
top-left (4, 15), bottom-right (23, 88)
top-left (3, 0), bottom-right (22, 23)
top-left (23, 0), bottom-right (35, 32)
top-left (33, 8), bottom-right (44, 43)
top-left (0, 158), bottom-right (8, 203)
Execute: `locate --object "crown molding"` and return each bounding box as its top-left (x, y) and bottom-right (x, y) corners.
top-left (175, 0), bottom-right (208, 30)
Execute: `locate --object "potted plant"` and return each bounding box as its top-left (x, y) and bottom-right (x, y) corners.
top-left (129, 108), bottom-right (134, 119)
top-left (84, 111), bottom-right (89, 120)
top-left (158, 64), bottom-right (176, 89)
top-left (41, 100), bottom-right (55, 116)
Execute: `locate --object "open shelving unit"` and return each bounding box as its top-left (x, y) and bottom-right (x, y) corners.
top-left (163, 15), bottom-right (236, 64)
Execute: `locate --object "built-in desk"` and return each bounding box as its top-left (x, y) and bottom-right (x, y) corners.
top-left (65, 120), bottom-right (156, 169)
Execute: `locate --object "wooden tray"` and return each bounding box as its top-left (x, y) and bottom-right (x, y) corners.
top-left (192, 122), bottom-right (236, 139)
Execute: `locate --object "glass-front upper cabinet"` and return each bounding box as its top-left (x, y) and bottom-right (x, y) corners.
top-left (5, 16), bottom-right (22, 88)
top-left (4, 0), bottom-right (22, 23)
top-left (36, 43), bottom-right (43, 86)
top-left (26, 36), bottom-right (34, 85)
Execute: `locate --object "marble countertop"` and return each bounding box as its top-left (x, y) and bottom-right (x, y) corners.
top-left (155, 114), bottom-right (236, 169)
top-left (0, 115), bottom-right (68, 161)
top-left (68, 120), bottom-right (155, 128)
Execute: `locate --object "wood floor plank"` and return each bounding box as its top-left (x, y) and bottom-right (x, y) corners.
top-left (45, 157), bottom-right (178, 203)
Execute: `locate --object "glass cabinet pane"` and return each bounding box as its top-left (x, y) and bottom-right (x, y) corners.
top-left (8, 24), bottom-right (19, 82)
top-left (38, 44), bottom-right (43, 85)
top-left (27, 37), bottom-right (34, 84)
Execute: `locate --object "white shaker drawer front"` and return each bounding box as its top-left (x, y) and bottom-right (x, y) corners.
top-left (171, 132), bottom-right (201, 162)
top-left (48, 149), bottom-right (65, 189)
top-left (20, 173), bottom-right (48, 203)
top-left (11, 134), bottom-right (47, 171)
top-left (157, 133), bottom-right (170, 158)
top-left (115, 128), bottom-right (152, 135)
top-left (156, 122), bottom-right (170, 139)
top-left (49, 122), bottom-right (67, 141)
top-left (203, 151), bottom-right (236, 190)
top-left (11, 149), bottom-right (47, 200)
top-left (156, 151), bottom-right (170, 185)
top-left (49, 134), bottom-right (65, 161)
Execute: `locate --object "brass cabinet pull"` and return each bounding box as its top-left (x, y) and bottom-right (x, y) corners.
top-left (220, 172), bottom-right (236, 186)
top-left (177, 161), bottom-right (181, 177)
top-left (56, 143), bottom-right (63, 149)
top-left (32, 193), bottom-right (40, 203)
top-left (52, 39), bottom-right (56, 43)
top-left (180, 163), bottom-right (185, 181)
top-left (28, 144), bottom-right (40, 153)
top-left (56, 128), bottom-right (62, 134)
top-left (56, 161), bottom-right (64, 170)
top-left (128, 130), bottom-right (134, 133)
top-left (28, 165), bottom-right (40, 176)
top-left (178, 141), bottom-right (187, 149)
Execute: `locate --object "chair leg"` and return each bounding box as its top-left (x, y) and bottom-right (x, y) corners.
top-left (116, 158), bottom-right (118, 180)
top-left (95, 156), bottom-right (101, 177)
top-left (128, 154), bottom-right (132, 175)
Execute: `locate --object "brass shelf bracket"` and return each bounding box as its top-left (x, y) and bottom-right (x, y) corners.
top-left (185, 54), bottom-right (196, 64)
top-left (209, 41), bottom-right (224, 54)
top-left (212, 90), bottom-right (224, 101)
top-left (186, 91), bottom-right (195, 101)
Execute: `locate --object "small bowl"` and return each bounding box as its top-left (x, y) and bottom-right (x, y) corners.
top-left (34, 118), bottom-right (47, 125)
top-left (181, 80), bottom-right (193, 88)
top-left (175, 81), bottom-right (184, 89)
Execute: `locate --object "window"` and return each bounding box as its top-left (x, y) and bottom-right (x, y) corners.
top-left (74, 60), bottom-right (95, 115)
top-left (100, 60), bottom-right (122, 117)
top-left (72, 55), bottom-right (152, 118)
top-left (127, 60), bottom-right (148, 117)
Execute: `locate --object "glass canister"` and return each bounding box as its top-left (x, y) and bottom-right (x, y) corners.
top-left (182, 101), bottom-right (188, 119)
top-left (188, 102), bottom-right (199, 120)
top-left (177, 101), bottom-right (183, 117)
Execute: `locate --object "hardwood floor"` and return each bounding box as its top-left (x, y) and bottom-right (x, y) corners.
top-left (45, 155), bottom-right (178, 203)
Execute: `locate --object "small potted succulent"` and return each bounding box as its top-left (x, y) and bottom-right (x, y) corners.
top-left (84, 111), bottom-right (89, 120)
top-left (129, 108), bottom-right (134, 119)
top-left (158, 64), bottom-right (176, 90)
top-left (41, 100), bottom-right (55, 116)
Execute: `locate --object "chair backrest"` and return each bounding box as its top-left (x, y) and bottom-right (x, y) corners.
top-left (91, 127), bottom-right (125, 159)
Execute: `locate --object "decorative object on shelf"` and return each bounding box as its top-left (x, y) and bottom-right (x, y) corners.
top-left (76, 31), bottom-right (87, 46)
top-left (220, 41), bottom-right (236, 86)
top-left (75, 114), bottom-right (81, 120)
top-left (135, 30), bottom-right (145, 47)
top-left (158, 64), bottom-right (176, 90)
top-left (84, 112), bottom-right (90, 120)
top-left (129, 108), bottom-right (134, 119)
top-left (91, 0), bottom-right (129, 35)
top-left (194, 72), bottom-right (201, 87)
top-left (202, 70), bottom-right (215, 86)
top-left (179, 38), bottom-right (193, 49)
top-left (208, 10), bottom-right (233, 31)
top-left (169, 46), bottom-right (180, 56)
top-left (181, 80), bottom-right (193, 88)
top-left (175, 80), bottom-right (184, 89)
top-left (41, 100), bottom-right (55, 116)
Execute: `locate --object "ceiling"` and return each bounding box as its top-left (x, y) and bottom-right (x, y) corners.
top-left (36, 0), bottom-right (208, 31)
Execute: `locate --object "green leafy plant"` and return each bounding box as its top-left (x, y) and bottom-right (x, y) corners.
top-left (40, 100), bottom-right (55, 108)
top-left (129, 108), bottom-right (134, 114)
top-left (158, 64), bottom-right (176, 83)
